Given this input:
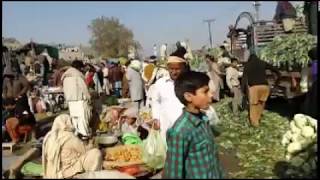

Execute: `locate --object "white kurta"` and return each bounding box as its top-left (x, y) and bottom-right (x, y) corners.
top-left (151, 76), bottom-right (184, 142)
top-left (61, 67), bottom-right (92, 137)
top-left (126, 67), bottom-right (144, 101)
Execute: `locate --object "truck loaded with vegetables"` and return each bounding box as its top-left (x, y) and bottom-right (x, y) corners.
top-left (257, 33), bottom-right (316, 99)
top-left (229, 13), bottom-right (316, 99)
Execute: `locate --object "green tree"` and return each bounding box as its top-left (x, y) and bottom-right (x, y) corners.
top-left (88, 16), bottom-right (141, 58)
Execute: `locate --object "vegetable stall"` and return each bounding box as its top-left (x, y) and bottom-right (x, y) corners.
top-left (95, 101), bottom-right (165, 178)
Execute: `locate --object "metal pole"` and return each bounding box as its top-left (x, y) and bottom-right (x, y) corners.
top-left (253, 1), bottom-right (261, 22)
top-left (208, 23), bottom-right (213, 48)
top-left (204, 19), bottom-right (215, 48)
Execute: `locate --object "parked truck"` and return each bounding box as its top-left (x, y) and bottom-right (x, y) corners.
top-left (228, 11), bottom-right (315, 101)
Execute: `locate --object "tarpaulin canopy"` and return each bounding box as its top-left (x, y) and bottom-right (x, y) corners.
top-left (15, 42), bottom-right (59, 59)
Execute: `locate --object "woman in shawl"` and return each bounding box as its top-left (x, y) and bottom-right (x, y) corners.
top-left (42, 114), bottom-right (102, 178)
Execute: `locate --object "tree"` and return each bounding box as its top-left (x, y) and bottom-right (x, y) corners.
top-left (88, 16), bottom-right (141, 58)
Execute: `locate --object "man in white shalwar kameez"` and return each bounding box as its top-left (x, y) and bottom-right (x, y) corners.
top-left (151, 56), bottom-right (187, 142)
top-left (126, 60), bottom-right (144, 111)
top-left (61, 60), bottom-right (92, 138)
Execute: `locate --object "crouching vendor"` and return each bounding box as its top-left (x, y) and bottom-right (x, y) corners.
top-left (42, 114), bottom-right (102, 178)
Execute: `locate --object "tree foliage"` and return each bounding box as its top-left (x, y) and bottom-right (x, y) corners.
top-left (88, 16), bottom-right (141, 58)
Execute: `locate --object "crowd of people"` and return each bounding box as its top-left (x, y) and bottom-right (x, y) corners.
top-left (2, 36), bottom-right (318, 178)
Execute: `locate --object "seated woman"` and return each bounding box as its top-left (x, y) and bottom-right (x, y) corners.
top-left (42, 114), bottom-right (102, 178)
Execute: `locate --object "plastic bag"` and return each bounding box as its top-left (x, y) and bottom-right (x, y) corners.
top-left (142, 129), bottom-right (167, 170)
top-left (204, 106), bottom-right (220, 126)
top-left (21, 162), bottom-right (43, 176)
top-left (122, 133), bottom-right (142, 145)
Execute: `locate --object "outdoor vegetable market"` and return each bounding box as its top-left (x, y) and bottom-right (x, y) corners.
top-left (2, 1), bottom-right (318, 179)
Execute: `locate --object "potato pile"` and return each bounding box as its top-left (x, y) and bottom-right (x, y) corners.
top-left (105, 145), bottom-right (142, 162)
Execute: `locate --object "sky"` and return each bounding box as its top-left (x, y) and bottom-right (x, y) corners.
top-left (2, 1), bottom-right (304, 56)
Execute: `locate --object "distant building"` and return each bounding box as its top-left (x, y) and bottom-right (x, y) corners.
top-left (59, 46), bottom-right (85, 61)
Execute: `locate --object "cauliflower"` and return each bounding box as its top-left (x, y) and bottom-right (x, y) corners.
top-left (281, 137), bottom-right (291, 146)
top-left (287, 142), bottom-right (302, 154)
top-left (285, 154), bottom-right (292, 161)
top-left (294, 114), bottom-right (308, 129)
top-left (291, 133), bottom-right (305, 142)
top-left (290, 121), bottom-right (301, 134)
top-left (299, 138), bottom-right (313, 149)
top-left (283, 131), bottom-right (293, 140)
top-left (301, 126), bottom-right (315, 138)
top-left (282, 131), bottom-right (293, 146)
top-left (306, 116), bottom-right (317, 130)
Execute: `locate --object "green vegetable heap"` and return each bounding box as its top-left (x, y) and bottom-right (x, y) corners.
top-left (258, 33), bottom-right (316, 70)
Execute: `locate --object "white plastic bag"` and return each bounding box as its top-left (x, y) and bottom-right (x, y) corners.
top-left (204, 106), bottom-right (220, 126)
top-left (142, 129), bottom-right (167, 170)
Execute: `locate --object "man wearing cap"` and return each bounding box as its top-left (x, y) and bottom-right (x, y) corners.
top-left (151, 55), bottom-right (188, 142)
top-left (61, 60), bottom-right (92, 139)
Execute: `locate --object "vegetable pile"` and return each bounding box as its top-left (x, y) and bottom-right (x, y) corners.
top-left (280, 114), bottom-right (317, 178)
top-left (189, 54), bottom-right (206, 72)
top-left (214, 98), bottom-right (290, 178)
top-left (119, 57), bottom-right (128, 66)
top-left (258, 33), bottom-right (316, 70)
top-left (189, 47), bottom-right (222, 71)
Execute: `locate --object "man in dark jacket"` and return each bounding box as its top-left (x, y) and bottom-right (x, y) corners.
top-left (241, 54), bottom-right (280, 127)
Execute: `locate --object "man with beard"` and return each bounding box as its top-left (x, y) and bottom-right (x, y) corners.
top-left (151, 54), bottom-right (188, 142)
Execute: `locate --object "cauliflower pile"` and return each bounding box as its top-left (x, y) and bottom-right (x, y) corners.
top-left (282, 114), bottom-right (317, 160)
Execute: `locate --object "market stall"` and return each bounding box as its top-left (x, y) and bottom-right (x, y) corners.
top-left (93, 101), bottom-right (165, 178)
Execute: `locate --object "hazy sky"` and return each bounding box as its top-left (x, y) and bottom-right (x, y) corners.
top-left (2, 1), bottom-right (304, 55)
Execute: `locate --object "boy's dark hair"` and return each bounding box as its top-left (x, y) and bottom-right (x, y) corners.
top-left (174, 71), bottom-right (210, 105)
top-left (71, 60), bottom-right (84, 70)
